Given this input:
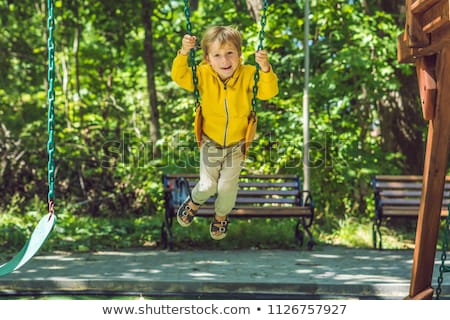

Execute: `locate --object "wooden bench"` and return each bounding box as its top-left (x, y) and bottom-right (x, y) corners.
top-left (372, 175), bottom-right (450, 250)
top-left (161, 174), bottom-right (315, 250)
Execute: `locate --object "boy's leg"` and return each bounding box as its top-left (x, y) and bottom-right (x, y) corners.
top-left (190, 137), bottom-right (223, 203)
top-left (214, 143), bottom-right (244, 216)
top-left (210, 143), bottom-right (244, 240)
top-left (177, 136), bottom-right (222, 227)
top-left (176, 197), bottom-right (199, 227)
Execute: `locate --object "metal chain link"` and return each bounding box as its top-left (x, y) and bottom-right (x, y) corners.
top-left (183, 0), bottom-right (268, 113)
top-left (435, 203), bottom-right (450, 299)
top-left (251, 0), bottom-right (269, 113)
top-left (183, 0), bottom-right (200, 107)
top-left (47, 0), bottom-right (56, 215)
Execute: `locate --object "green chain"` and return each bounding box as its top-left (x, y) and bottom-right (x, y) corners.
top-left (435, 203), bottom-right (450, 300)
top-left (183, 0), bottom-right (269, 113)
top-left (251, 0), bottom-right (269, 113)
top-left (183, 0), bottom-right (200, 106)
top-left (47, 0), bottom-right (56, 214)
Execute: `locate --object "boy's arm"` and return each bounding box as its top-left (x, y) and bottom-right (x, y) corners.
top-left (256, 67), bottom-right (279, 100)
top-left (171, 52), bottom-right (195, 92)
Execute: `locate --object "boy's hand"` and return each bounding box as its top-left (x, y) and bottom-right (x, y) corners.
top-left (255, 50), bottom-right (271, 72)
top-left (180, 34), bottom-right (197, 55)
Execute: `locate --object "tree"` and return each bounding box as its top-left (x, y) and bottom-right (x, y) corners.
top-left (363, 0), bottom-right (425, 173)
top-left (0, 0), bottom-right (426, 225)
top-left (141, 0), bottom-right (161, 159)
top-left (245, 0), bottom-right (263, 21)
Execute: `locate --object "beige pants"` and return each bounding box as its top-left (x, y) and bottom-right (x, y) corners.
top-left (191, 135), bottom-right (244, 217)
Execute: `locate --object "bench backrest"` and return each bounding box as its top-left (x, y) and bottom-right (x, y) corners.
top-left (372, 175), bottom-right (450, 216)
top-left (163, 174), bottom-right (311, 208)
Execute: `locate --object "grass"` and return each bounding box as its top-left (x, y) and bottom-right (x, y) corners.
top-left (1, 209), bottom-right (448, 301)
top-left (0, 213), bottom-right (423, 262)
top-left (1, 203), bottom-right (447, 260)
top-left (323, 217), bottom-right (417, 249)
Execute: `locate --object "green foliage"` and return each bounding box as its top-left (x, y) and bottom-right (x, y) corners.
top-left (0, 202), bottom-right (423, 255)
top-left (0, 1), bottom-right (427, 252)
top-left (0, 199), bottom-right (161, 257)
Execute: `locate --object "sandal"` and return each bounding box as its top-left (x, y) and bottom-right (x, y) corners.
top-left (176, 198), bottom-right (198, 227)
top-left (210, 216), bottom-right (229, 240)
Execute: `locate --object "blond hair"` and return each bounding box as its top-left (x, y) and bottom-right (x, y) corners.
top-left (201, 26), bottom-right (242, 59)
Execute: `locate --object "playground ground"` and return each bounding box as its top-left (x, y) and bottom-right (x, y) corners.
top-left (0, 245), bottom-right (449, 300)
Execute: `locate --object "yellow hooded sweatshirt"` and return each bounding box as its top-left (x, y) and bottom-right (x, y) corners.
top-left (171, 52), bottom-right (279, 147)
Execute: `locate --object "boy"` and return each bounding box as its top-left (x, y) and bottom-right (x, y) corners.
top-left (171, 26), bottom-right (278, 240)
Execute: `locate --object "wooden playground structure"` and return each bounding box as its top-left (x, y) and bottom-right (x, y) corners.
top-left (398, 0), bottom-right (450, 299)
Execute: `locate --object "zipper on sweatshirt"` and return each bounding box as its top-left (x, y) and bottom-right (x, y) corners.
top-left (223, 82), bottom-right (229, 146)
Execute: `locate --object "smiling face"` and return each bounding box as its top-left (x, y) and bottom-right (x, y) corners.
top-left (205, 40), bottom-right (240, 81)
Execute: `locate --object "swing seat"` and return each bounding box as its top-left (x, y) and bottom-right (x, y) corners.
top-left (0, 213), bottom-right (56, 276)
top-left (0, 0), bottom-right (58, 278)
top-left (194, 105), bottom-right (203, 148)
top-left (243, 111), bottom-right (257, 158)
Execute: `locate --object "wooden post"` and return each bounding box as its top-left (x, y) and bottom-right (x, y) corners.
top-left (409, 47), bottom-right (450, 299)
top-left (415, 55), bottom-right (436, 120)
top-left (398, 0), bottom-right (450, 300)
top-left (406, 0), bottom-right (430, 47)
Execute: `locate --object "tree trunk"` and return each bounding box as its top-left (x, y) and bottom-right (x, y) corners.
top-left (233, 0), bottom-right (246, 12)
top-left (246, 0), bottom-right (262, 21)
top-left (141, 0), bottom-right (161, 159)
top-left (191, 0), bottom-right (199, 11)
top-left (40, 0), bottom-right (48, 92)
top-left (61, 51), bottom-right (71, 129)
top-left (374, 1), bottom-right (425, 173)
top-left (74, 25), bottom-right (82, 129)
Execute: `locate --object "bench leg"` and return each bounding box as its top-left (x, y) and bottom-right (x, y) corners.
top-left (304, 224), bottom-right (315, 250)
top-left (161, 222), bottom-right (168, 249)
top-left (161, 210), bottom-right (175, 250)
top-left (295, 221), bottom-right (304, 247)
top-left (372, 223), bottom-right (377, 249)
top-left (372, 219), bottom-right (382, 250)
top-left (161, 222), bottom-right (175, 250)
top-left (295, 219), bottom-right (315, 250)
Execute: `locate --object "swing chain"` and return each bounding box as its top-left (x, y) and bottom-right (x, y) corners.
top-left (183, 0), bottom-right (268, 113)
top-left (183, 0), bottom-right (200, 107)
top-left (435, 204), bottom-right (450, 300)
top-left (251, 0), bottom-right (269, 113)
top-left (47, 0), bottom-right (56, 213)
top-left (257, 0), bottom-right (269, 51)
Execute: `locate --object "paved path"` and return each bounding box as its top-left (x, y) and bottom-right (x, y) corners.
top-left (0, 245), bottom-right (449, 299)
